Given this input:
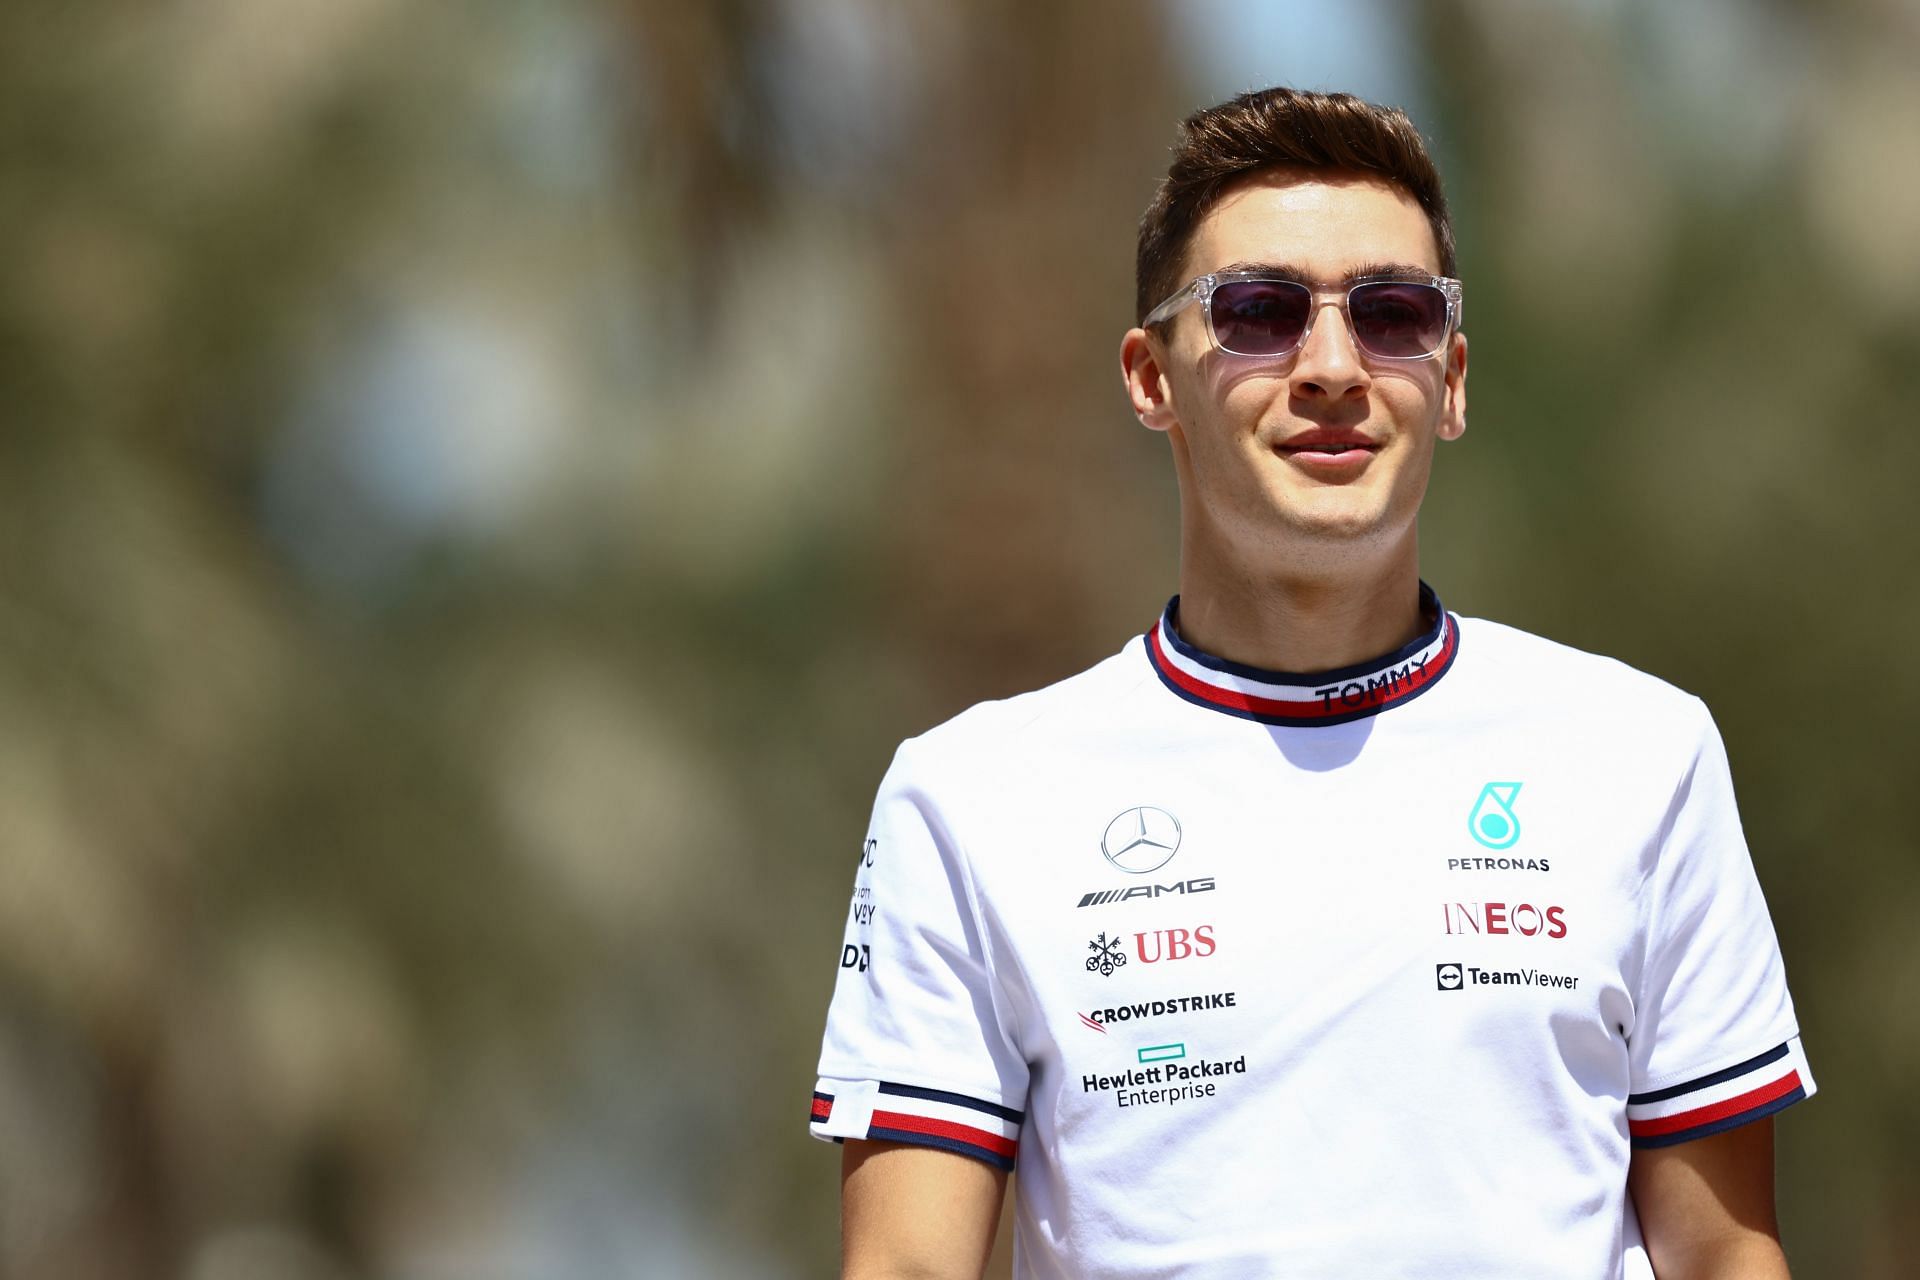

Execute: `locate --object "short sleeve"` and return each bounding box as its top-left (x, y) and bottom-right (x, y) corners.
top-left (1624, 701), bottom-right (1815, 1148)
top-left (808, 741), bottom-right (1028, 1170)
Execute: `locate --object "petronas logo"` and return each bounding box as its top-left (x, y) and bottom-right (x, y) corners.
top-left (1467, 782), bottom-right (1523, 850)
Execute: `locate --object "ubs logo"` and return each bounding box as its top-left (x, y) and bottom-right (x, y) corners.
top-left (1102, 806), bottom-right (1183, 874)
top-left (1134, 925), bottom-right (1216, 964)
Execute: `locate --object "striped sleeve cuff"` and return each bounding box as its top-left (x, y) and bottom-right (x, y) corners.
top-left (809, 1077), bottom-right (1025, 1171)
top-left (1626, 1036), bottom-right (1815, 1149)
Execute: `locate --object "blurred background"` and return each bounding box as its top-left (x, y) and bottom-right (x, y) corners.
top-left (3, 0), bottom-right (1916, 1275)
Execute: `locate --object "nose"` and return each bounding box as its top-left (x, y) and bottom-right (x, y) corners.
top-left (1288, 300), bottom-right (1370, 404)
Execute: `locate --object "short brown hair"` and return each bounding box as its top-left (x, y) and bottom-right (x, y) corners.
top-left (1135, 87), bottom-right (1456, 324)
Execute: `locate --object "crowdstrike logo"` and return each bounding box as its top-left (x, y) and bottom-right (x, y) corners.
top-left (1101, 806), bottom-right (1183, 874)
top-left (1079, 991), bottom-right (1238, 1030)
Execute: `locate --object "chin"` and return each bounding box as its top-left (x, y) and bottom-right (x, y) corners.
top-left (1270, 491), bottom-right (1395, 540)
top-left (1285, 515), bottom-right (1388, 544)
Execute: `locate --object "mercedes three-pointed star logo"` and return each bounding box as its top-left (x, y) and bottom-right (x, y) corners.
top-left (1100, 805), bottom-right (1183, 874)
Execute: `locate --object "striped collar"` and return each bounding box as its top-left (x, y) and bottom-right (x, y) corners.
top-left (1144, 583), bottom-right (1460, 728)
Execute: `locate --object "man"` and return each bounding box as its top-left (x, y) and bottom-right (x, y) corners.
top-left (810, 87), bottom-right (1813, 1278)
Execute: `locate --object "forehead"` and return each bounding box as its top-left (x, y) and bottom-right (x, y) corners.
top-left (1183, 169), bottom-right (1441, 280)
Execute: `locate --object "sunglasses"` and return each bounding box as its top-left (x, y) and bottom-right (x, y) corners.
top-left (1142, 271), bottom-right (1463, 361)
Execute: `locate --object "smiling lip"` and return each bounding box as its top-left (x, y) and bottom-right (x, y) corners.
top-left (1277, 428), bottom-right (1380, 454)
top-left (1275, 430), bottom-right (1381, 467)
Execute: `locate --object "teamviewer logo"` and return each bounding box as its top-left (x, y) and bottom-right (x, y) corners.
top-left (1436, 963), bottom-right (1464, 991)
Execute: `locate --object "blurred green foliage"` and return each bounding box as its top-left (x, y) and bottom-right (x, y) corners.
top-left (0, 0), bottom-right (1915, 1275)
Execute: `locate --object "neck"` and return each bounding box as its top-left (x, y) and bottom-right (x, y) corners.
top-left (1173, 537), bottom-right (1426, 675)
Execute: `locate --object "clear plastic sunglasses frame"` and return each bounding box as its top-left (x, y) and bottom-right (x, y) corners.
top-left (1141, 271), bottom-right (1464, 360)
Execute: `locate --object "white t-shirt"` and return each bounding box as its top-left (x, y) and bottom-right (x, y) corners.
top-left (812, 587), bottom-right (1814, 1278)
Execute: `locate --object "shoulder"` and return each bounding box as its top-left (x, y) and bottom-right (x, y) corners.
top-left (866, 643), bottom-right (1156, 868)
top-left (1452, 613), bottom-right (1716, 740)
top-left (887, 642), bottom-right (1156, 784)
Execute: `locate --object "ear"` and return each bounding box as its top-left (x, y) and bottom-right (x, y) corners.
top-left (1120, 327), bottom-right (1179, 433)
top-left (1436, 331), bottom-right (1468, 441)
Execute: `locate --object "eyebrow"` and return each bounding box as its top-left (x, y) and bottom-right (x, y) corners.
top-left (1210, 260), bottom-right (1435, 284)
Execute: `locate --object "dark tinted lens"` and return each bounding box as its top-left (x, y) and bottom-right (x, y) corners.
top-left (1347, 282), bottom-right (1449, 357)
top-left (1209, 280), bottom-right (1312, 356)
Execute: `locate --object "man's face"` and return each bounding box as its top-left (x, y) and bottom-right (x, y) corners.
top-left (1125, 169), bottom-right (1467, 574)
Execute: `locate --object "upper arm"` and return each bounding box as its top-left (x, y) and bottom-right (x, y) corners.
top-left (1627, 1118), bottom-right (1789, 1279)
top-left (1617, 706), bottom-right (1814, 1277)
top-left (842, 1138), bottom-right (1006, 1280)
top-left (813, 743), bottom-right (1028, 1273)
top-left (811, 743), bottom-right (1030, 1172)
top-left (1627, 706), bottom-right (1804, 1105)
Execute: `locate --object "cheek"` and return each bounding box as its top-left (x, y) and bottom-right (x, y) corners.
top-left (1372, 365), bottom-right (1448, 414)
top-left (1374, 378), bottom-right (1443, 433)
top-left (1174, 378), bottom-right (1266, 448)
top-left (1212, 378), bottom-right (1293, 440)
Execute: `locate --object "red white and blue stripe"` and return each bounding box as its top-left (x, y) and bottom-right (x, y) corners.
top-left (809, 1081), bottom-right (1024, 1171)
top-left (1146, 583), bottom-right (1459, 727)
top-left (1625, 1039), bottom-right (1813, 1149)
